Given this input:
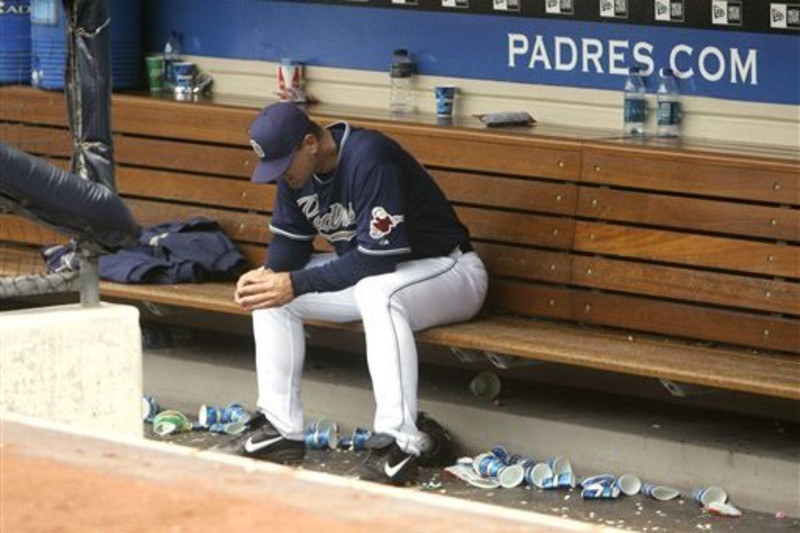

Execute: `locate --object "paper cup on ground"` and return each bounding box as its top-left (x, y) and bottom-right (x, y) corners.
top-left (547, 455), bottom-right (571, 476)
top-left (434, 85), bottom-right (456, 117)
top-left (693, 486), bottom-right (727, 506)
top-left (580, 474), bottom-right (615, 488)
top-left (525, 462), bottom-right (553, 488)
top-left (152, 409), bottom-right (192, 436)
top-left (616, 474), bottom-right (642, 496)
top-left (557, 471), bottom-right (577, 488)
top-left (141, 395), bottom-right (160, 422)
top-left (641, 482), bottom-right (681, 501)
top-left (498, 464), bottom-right (525, 488)
top-left (706, 501), bottom-right (742, 517)
top-left (582, 483), bottom-right (621, 500)
top-left (198, 404), bottom-right (221, 428)
top-left (469, 370), bottom-right (501, 400)
top-left (222, 403), bottom-right (250, 424)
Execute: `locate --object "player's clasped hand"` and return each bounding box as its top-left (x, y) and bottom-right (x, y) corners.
top-left (234, 267), bottom-right (295, 311)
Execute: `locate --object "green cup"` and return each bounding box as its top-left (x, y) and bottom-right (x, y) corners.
top-left (145, 55), bottom-right (164, 92)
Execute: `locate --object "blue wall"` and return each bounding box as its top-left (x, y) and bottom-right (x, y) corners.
top-left (143, 0), bottom-right (800, 105)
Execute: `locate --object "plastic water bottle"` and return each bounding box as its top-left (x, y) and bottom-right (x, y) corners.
top-left (656, 68), bottom-right (682, 138)
top-left (623, 66), bottom-right (646, 136)
top-left (389, 49), bottom-right (414, 114)
top-left (162, 31), bottom-right (182, 93)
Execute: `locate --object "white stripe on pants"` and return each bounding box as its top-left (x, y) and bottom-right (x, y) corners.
top-left (252, 249), bottom-right (487, 454)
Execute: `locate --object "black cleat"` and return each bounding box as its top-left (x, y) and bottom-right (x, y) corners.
top-left (226, 412), bottom-right (305, 465)
top-left (358, 433), bottom-right (419, 485)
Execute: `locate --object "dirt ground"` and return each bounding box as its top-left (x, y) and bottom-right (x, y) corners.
top-left (2, 416), bottom-right (609, 533)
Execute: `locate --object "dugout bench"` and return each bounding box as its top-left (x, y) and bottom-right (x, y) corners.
top-left (1, 85), bottom-right (798, 401)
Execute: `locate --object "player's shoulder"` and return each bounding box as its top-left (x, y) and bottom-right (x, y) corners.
top-left (346, 128), bottom-right (400, 158)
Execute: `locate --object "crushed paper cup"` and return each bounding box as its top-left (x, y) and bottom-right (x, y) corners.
top-left (580, 474), bottom-right (616, 488)
top-left (641, 482), bottom-right (681, 501)
top-left (199, 403), bottom-right (251, 429)
top-left (705, 501), bottom-right (742, 517)
top-left (445, 464), bottom-right (501, 489)
top-left (474, 453), bottom-right (505, 478)
top-left (693, 486), bottom-right (728, 506)
top-left (490, 445), bottom-right (511, 465)
top-left (582, 482), bottom-right (621, 500)
top-left (152, 409), bottom-right (193, 436)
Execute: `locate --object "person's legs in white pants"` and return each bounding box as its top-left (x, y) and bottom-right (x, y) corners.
top-left (251, 250), bottom-right (487, 451)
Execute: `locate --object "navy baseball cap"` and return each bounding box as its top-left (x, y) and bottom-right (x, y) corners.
top-left (248, 102), bottom-right (311, 183)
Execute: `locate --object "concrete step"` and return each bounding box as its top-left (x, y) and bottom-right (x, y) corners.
top-left (142, 330), bottom-right (800, 517)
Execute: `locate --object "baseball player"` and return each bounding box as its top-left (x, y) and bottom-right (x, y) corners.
top-left (232, 102), bottom-right (487, 484)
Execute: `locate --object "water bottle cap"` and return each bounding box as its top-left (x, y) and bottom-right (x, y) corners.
top-left (663, 68), bottom-right (674, 76)
top-left (393, 49), bottom-right (409, 56)
top-left (629, 66), bottom-right (641, 74)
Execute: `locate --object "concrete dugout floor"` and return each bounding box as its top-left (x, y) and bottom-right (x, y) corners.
top-left (141, 325), bottom-right (800, 532)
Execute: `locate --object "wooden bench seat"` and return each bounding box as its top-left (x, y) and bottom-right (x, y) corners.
top-left (1, 85), bottom-right (798, 401)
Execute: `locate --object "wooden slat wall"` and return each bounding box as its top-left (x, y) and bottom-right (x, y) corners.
top-left (576, 143), bottom-right (799, 352)
top-left (2, 86), bottom-right (798, 354)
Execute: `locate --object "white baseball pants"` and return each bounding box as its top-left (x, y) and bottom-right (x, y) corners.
top-left (252, 248), bottom-right (487, 455)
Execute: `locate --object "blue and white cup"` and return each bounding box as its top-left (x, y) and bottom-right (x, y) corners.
top-left (547, 455), bottom-right (572, 477)
top-left (304, 418), bottom-right (339, 450)
top-left (498, 463), bottom-right (526, 488)
top-left (616, 474), bottom-right (642, 496)
top-left (580, 474), bottom-right (616, 488)
top-left (198, 404), bottom-right (222, 428)
top-left (434, 85), bottom-right (456, 117)
top-left (513, 456), bottom-right (535, 472)
top-left (692, 486), bottom-right (727, 506)
top-left (172, 61), bottom-right (196, 93)
top-left (641, 482), bottom-right (681, 501)
top-left (490, 445), bottom-right (511, 465)
top-left (524, 462), bottom-right (553, 488)
top-left (582, 482), bottom-right (621, 500)
top-left (222, 403), bottom-right (250, 425)
top-left (141, 395), bottom-right (160, 422)
top-left (475, 453), bottom-right (505, 478)
top-left (351, 427), bottom-right (372, 451)
top-left (557, 471), bottom-right (577, 488)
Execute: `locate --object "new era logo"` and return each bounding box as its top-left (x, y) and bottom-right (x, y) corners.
top-left (712, 0), bottom-right (743, 25)
top-left (655, 0), bottom-right (684, 22)
top-left (771, 3), bottom-right (800, 29)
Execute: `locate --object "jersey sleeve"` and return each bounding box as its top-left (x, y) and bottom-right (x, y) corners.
top-left (268, 180), bottom-right (316, 242)
top-left (265, 233), bottom-right (313, 272)
top-left (353, 163), bottom-right (411, 257)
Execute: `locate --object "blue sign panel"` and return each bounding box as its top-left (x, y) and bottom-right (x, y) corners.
top-left (143, 1), bottom-right (800, 105)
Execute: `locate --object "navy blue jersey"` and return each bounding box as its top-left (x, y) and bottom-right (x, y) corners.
top-left (267, 122), bottom-right (470, 294)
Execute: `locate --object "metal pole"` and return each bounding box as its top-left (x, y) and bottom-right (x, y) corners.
top-left (79, 249), bottom-right (101, 306)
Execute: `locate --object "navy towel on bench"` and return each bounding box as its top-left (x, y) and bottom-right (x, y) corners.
top-left (44, 217), bottom-right (248, 284)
